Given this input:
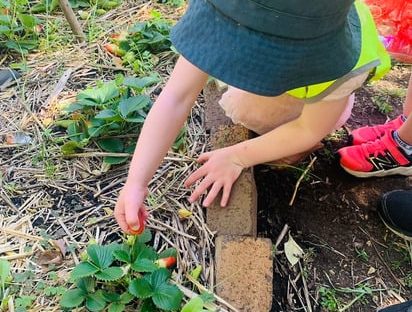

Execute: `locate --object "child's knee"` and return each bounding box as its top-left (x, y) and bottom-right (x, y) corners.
top-left (218, 87), bottom-right (252, 124)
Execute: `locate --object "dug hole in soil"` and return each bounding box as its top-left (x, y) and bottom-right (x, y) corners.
top-left (255, 65), bottom-right (412, 311)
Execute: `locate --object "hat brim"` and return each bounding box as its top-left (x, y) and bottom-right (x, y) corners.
top-left (171, 0), bottom-right (361, 96)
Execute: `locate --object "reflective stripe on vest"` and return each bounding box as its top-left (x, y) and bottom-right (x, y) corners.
top-left (287, 0), bottom-right (391, 101)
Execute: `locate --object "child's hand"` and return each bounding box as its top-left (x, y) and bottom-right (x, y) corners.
top-left (184, 147), bottom-right (244, 207)
top-left (114, 183), bottom-right (149, 234)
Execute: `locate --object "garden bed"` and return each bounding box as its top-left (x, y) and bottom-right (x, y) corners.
top-left (256, 65), bottom-right (412, 311)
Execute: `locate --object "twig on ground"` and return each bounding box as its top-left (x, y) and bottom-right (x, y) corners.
top-left (289, 156), bottom-right (317, 206)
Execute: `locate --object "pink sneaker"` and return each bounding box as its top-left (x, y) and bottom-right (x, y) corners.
top-left (351, 115), bottom-right (405, 145)
top-left (338, 131), bottom-right (412, 178)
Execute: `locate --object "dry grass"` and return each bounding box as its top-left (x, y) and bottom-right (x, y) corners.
top-left (0, 1), bottom-right (234, 310)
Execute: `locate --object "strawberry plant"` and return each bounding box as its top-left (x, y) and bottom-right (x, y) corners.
top-left (60, 230), bottom-right (185, 311)
top-left (58, 74), bottom-right (186, 164)
top-left (57, 74), bottom-right (160, 164)
top-left (104, 11), bottom-right (172, 75)
top-left (0, 0), bottom-right (43, 53)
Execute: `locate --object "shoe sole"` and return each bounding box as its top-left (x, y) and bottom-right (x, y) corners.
top-left (379, 215), bottom-right (412, 241)
top-left (341, 165), bottom-right (412, 178)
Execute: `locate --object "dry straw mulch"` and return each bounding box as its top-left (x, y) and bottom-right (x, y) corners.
top-left (0, 1), bottom-right (235, 310)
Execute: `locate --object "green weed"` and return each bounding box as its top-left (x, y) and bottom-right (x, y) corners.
top-left (355, 247), bottom-right (369, 263)
top-left (319, 287), bottom-right (340, 311)
top-left (372, 94), bottom-right (394, 115)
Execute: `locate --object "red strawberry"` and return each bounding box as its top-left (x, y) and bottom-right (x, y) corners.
top-left (155, 257), bottom-right (177, 268)
top-left (103, 43), bottom-right (125, 57)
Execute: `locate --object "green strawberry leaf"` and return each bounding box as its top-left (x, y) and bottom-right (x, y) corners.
top-left (113, 249), bottom-right (131, 263)
top-left (95, 109), bottom-right (118, 119)
top-left (150, 268), bottom-right (171, 288)
top-left (71, 262), bottom-right (99, 280)
top-left (87, 244), bottom-right (114, 269)
top-left (17, 13), bottom-right (38, 28)
top-left (124, 116), bottom-right (146, 123)
top-left (140, 299), bottom-right (157, 312)
top-left (136, 229), bottom-right (152, 244)
top-left (129, 278), bottom-right (153, 299)
top-left (99, 83), bottom-right (120, 103)
top-left (97, 138), bottom-right (124, 153)
top-left (119, 95), bottom-right (151, 118)
top-left (103, 292), bottom-right (120, 303)
top-left (108, 302), bottom-right (125, 312)
top-left (76, 277), bottom-right (96, 293)
top-left (85, 291), bottom-right (107, 311)
top-left (120, 292), bottom-right (134, 304)
top-left (132, 244), bottom-right (157, 263)
top-left (123, 75), bottom-right (160, 89)
top-left (60, 289), bottom-right (86, 308)
top-left (152, 283), bottom-right (183, 311)
top-left (95, 267), bottom-right (124, 281)
top-left (158, 248), bottom-right (177, 259)
top-left (103, 156), bottom-right (129, 165)
top-left (131, 258), bottom-right (158, 273)
top-left (63, 102), bottom-right (84, 113)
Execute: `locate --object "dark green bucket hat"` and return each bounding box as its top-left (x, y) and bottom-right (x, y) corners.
top-left (171, 0), bottom-right (362, 96)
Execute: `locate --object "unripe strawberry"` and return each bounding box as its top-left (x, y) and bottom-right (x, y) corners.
top-left (103, 43), bottom-right (125, 57)
top-left (155, 256), bottom-right (176, 268)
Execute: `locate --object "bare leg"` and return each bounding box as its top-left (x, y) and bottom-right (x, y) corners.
top-left (219, 86), bottom-right (304, 135)
top-left (403, 73), bottom-right (412, 116)
top-left (398, 74), bottom-right (412, 144)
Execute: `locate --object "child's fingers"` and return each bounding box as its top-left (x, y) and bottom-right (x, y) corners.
top-left (185, 166), bottom-right (207, 188)
top-left (221, 182), bottom-right (233, 207)
top-left (125, 205), bottom-right (141, 232)
top-left (114, 204), bottom-right (131, 233)
top-left (189, 176), bottom-right (213, 203)
top-left (197, 152), bottom-right (211, 164)
top-left (142, 207), bottom-right (150, 219)
top-left (202, 182), bottom-right (222, 207)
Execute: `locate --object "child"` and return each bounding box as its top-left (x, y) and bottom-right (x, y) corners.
top-left (115, 0), bottom-right (390, 234)
top-left (338, 73), bottom-right (412, 177)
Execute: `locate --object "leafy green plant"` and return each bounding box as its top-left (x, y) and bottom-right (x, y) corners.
top-left (15, 295), bottom-right (36, 311)
top-left (0, 259), bottom-right (11, 309)
top-left (319, 287), bottom-right (339, 312)
top-left (58, 74), bottom-right (187, 164)
top-left (355, 247), bottom-right (369, 263)
top-left (157, 0), bottom-right (185, 8)
top-left (0, 0), bottom-right (42, 53)
top-left (104, 11), bottom-right (173, 75)
top-left (372, 94), bottom-right (393, 115)
top-left (31, 0), bottom-right (121, 14)
top-left (57, 75), bottom-right (160, 164)
top-left (181, 293), bottom-right (214, 312)
top-left (61, 230), bottom-right (185, 311)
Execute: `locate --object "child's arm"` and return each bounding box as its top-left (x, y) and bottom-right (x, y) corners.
top-left (186, 96), bottom-right (348, 205)
top-left (115, 56), bottom-right (208, 233)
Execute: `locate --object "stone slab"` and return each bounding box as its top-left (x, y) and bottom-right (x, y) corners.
top-left (207, 169), bottom-right (257, 236)
top-left (207, 124), bottom-right (256, 236)
top-left (215, 236), bottom-right (273, 312)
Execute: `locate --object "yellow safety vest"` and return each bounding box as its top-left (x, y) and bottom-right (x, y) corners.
top-left (287, 0), bottom-right (391, 102)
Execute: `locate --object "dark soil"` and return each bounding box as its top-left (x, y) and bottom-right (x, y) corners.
top-left (256, 65), bottom-right (412, 312)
